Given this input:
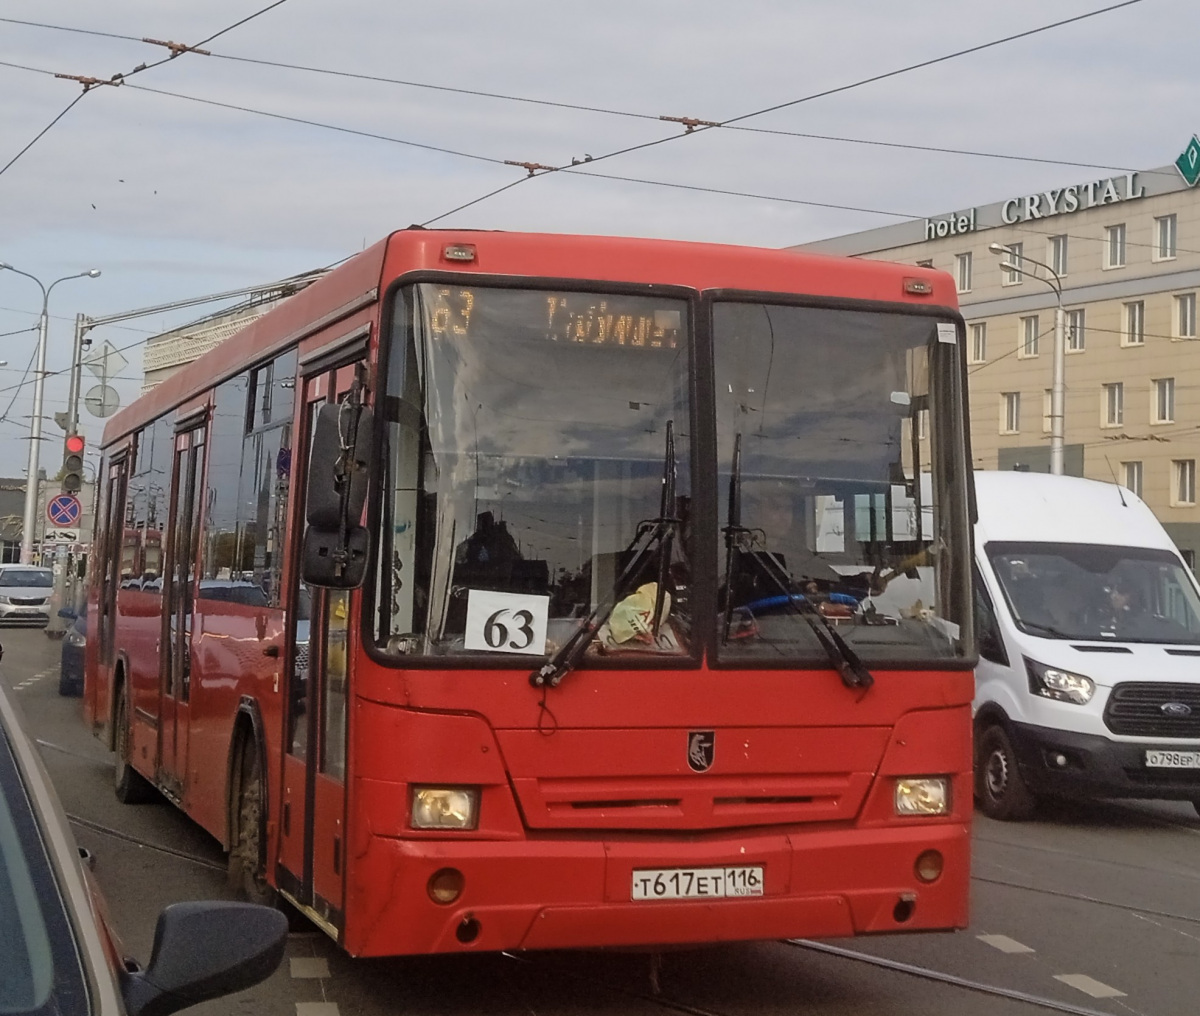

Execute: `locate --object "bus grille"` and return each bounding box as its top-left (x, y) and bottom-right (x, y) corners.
top-left (1103, 682), bottom-right (1200, 738)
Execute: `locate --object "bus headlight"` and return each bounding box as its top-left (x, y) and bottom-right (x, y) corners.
top-left (1025, 658), bottom-right (1095, 705)
top-left (894, 777), bottom-right (950, 816)
top-left (411, 787), bottom-right (479, 830)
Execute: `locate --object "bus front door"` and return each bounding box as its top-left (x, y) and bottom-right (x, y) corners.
top-left (159, 426), bottom-right (205, 798)
top-left (278, 361), bottom-right (360, 935)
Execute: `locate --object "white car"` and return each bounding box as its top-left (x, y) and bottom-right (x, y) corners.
top-left (0, 565), bottom-right (54, 625)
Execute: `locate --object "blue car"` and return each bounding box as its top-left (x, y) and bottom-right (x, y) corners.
top-left (58, 608), bottom-right (87, 697)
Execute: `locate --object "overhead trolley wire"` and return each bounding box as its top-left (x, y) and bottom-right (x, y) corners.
top-left (0, 0), bottom-right (294, 180)
top-left (2, 16), bottom-right (1158, 181)
top-left (419, 0), bottom-right (1147, 224)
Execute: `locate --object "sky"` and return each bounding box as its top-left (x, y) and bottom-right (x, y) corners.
top-left (1, 0), bottom-right (1197, 479)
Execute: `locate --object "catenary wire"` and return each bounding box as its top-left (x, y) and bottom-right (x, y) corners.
top-left (420, 0), bottom-right (1147, 224)
top-left (0, 0), bottom-right (294, 180)
top-left (0, 10), bottom-right (1171, 177)
top-left (5, 14), bottom-right (1175, 181)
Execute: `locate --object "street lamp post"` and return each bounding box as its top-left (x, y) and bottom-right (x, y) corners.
top-left (989, 243), bottom-right (1066, 476)
top-left (0, 264), bottom-right (101, 562)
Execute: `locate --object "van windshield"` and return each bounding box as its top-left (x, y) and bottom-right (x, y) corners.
top-left (986, 541), bottom-right (1200, 644)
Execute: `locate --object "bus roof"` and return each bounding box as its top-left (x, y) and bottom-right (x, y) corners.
top-left (972, 470), bottom-right (1175, 552)
top-left (103, 228), bottom-right (957, 448)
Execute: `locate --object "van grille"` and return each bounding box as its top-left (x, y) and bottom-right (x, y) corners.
top-left (1103, 682), bottom-right (1200, 738)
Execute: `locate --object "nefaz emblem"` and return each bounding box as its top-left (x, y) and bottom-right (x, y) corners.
top-left (687, 730), bottom-right (715, 773)
top-left (1161, 702), bottom-right (1193, 717)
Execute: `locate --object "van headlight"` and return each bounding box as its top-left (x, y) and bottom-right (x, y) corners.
top-left (410, 787), bottom-right (479, 830)
top-left (1025, 658), bottom-right (1095, 705)
top-left (894, 777), bottom-right (950, 816)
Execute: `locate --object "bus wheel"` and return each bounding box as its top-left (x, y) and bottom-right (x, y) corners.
top-left (976, 724), bottom-right (1036, 821)
top-left (113, 685), bottom-right (155, 804)
top-left (229, 743), bottom-right (277, 906)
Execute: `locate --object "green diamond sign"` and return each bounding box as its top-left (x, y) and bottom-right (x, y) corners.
top-left (1176, 135), bottom-right (1200, 187)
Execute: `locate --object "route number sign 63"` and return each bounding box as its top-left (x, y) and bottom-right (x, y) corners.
top-left (463, 589), bottom-right (550, 656)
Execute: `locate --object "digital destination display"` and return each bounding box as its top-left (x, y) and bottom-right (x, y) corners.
top-left (425, 286), bottom-right (683, 350)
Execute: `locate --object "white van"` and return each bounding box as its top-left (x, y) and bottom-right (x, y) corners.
top-left (972, 471), bottom-right (1200, 820)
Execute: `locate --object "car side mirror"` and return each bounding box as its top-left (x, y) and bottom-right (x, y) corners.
top-left (120, 902), bottom-right (287, 1016)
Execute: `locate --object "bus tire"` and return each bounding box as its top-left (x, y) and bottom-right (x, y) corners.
top-left (975, 724), bottom-right (1036, 821)
top-left (113, 684), bottom-right (155, 804)
top-left (228, 741), bottom-right (277, 906)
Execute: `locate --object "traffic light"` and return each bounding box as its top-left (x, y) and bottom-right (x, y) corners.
top-left (62, 433), bottom-right (84, 493)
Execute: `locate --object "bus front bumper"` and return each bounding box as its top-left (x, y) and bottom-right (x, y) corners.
top-left (343, 822), bottom-right (970, 957)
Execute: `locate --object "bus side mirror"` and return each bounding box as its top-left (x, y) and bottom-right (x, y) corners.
top-left (301, 526), bottom-right (369, 589)
top-left (306, 403), bottom-right (373, 529)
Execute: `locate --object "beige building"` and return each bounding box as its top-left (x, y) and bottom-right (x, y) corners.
top-left (797, 137), bottom-right (1200, 564)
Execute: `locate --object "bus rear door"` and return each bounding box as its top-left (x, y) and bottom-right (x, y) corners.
top-left (159, 424), bottom-right (205, 797)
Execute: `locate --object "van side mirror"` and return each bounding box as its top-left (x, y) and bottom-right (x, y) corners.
top-left (120, 902), bottom-right (287, 1016)
top-left (979, 628), bottom-right (1008, 666)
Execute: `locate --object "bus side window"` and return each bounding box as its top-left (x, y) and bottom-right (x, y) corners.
top-left (974, 569), bottom-right (1008, 665)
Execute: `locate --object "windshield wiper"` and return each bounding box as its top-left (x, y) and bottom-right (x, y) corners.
top-left (531, 421), bottom-right (679, 690)
top-left (720, 435), bottom-right (872, 691)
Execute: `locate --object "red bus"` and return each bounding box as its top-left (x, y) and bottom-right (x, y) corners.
top-left (85, 230), bottom-right (976, 956)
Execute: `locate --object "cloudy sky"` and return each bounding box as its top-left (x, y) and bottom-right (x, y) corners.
top-left (0, 0), bottom-right (1195, 478)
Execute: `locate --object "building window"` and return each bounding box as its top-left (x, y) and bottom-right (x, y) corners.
top-left (1103, 382), bottom-right (1124, 427)
top-left (1123, 460), bottom-right (1143, 497)
top-left (1020, 315), bottom-right (1040, 357)
top-left (1001, 392), bottom-right (1020, 434)
top-left (1156, 214), bottom-right (1178, 261)
top-left (1184, 549), bottom-right (1197, 572)
top-left (1124, 301), bottom-right (1145, 346)
top-left (970, 322), bottom-right (987, 364)
top-left (955, 252), bottom-right (972, 294)
top-left (1173, 459), bottom-right (1196, 506)
top-left (1042, 389), bottom-right (1053, 434)
top-left (1066, 308), bottom-right (1085, 351)
top-left (1049, 234), bottom-right (1068, 277)
top-left (1154, 377), bottom-right (1176, 424)
top-left (1177, 293), bottom-right (1197, 339)
top-left (1105, 223), bottom-right (1126, 269)
top-left (1002, 241), bottom-right (1024, 286)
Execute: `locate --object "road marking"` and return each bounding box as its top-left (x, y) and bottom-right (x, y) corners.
top-left (290, 957), bottom-right (330, 979)
top-left (1054, 974), bottom-right (1126, 998)
top-left (977, 934), bottom-right (1035, 954)
top-left (296, 1005), bottom-right (339, 1016)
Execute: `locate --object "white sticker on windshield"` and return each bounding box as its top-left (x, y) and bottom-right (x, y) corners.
top-left (928, 616), bottom-right (961, 641)
top-left (464, 590), bottom-right (550, 655)
top-left (936, 323), bottom-right (958, 344)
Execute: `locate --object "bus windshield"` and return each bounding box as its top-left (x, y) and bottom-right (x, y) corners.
top-left (986, 541), bottom-right (1200, 644)
top-left (713, 301), bottom-right (969, 663)
top-left (374, 284), bottom-right (693, 660)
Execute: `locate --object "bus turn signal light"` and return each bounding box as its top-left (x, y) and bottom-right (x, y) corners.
top-left (894, 777), bottom-right (949, 816)
top-left (411, 787), bottom-right (479, 830)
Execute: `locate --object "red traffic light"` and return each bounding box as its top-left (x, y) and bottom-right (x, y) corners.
top-left (65, 433), bottom-right (85, 454)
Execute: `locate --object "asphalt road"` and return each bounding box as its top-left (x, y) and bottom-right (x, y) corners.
top-left (5, 626), bottom-right (1200, 1016)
